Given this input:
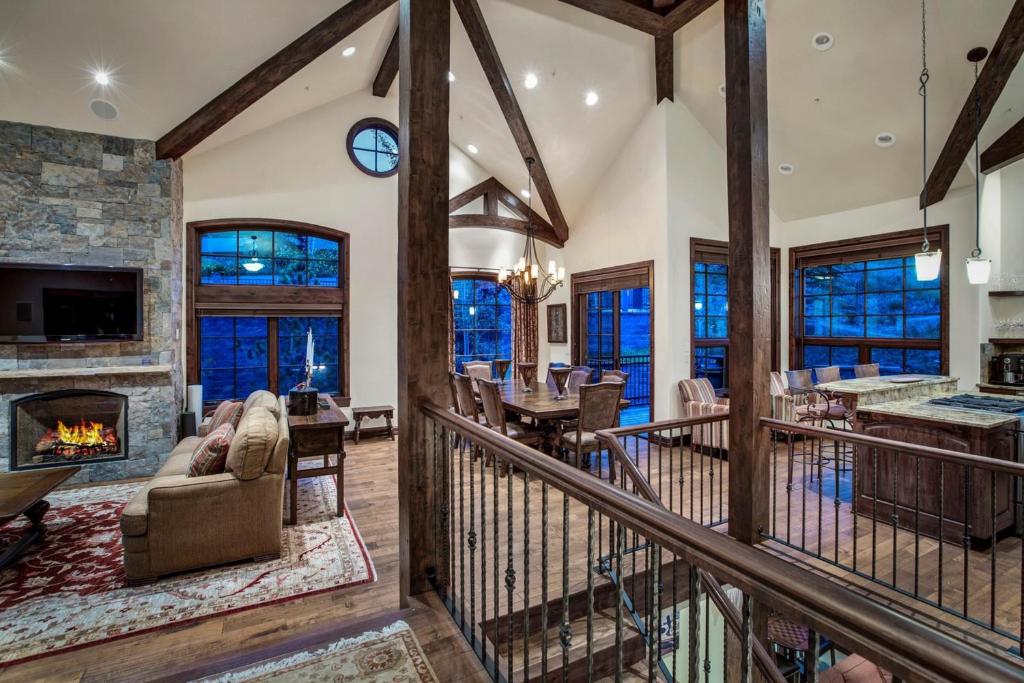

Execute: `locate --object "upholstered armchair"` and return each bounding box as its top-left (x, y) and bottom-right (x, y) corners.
top-left (769, 371), bottom-right (809, 423)
top-left (677, 378), bottom-right (729, 453)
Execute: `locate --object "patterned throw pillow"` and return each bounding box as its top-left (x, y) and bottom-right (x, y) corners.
top-left (208, 400), bottom-right (244, 432)
top-left (188, 424), bottom-right (235, 477)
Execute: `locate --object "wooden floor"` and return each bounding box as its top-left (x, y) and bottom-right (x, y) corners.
top-left (0, 438), bottom-right (489, 683)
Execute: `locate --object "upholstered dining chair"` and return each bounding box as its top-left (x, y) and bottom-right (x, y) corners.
top-left (677, 377), bottom-right (729, 453)
top-left (566, 369), bottom-right (592, 396)
top-left (601, 369), bottom-right (629, 384)
top-left (477, 378), bottom-right (543, 448)
top-left (814, 365), bottom-right (842, 385)
top-left (854, 363), bottom-right (880, 378)
top-left (450, 372), bottom-right (482, 424)
top-left (559, 382), bottom-right (624, 469)
top-left (464, 360), bottom-right (493, 389)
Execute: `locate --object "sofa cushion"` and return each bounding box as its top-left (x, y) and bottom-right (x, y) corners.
top-left (188, 424), bottom-right (234, 477)
top-left (120, 474), bottom-right (188, 537)
top-left (243, 390), bottom-right (281, 419)
top-left (157, 437), bottom-right (203, 477)
top-left (209, 400), bottom-right (243, 432)
top-left (226, 406), bottom-right (279, 480)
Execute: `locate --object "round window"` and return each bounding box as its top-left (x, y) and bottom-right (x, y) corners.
top-left (347, 118), bottom-right (400, 177)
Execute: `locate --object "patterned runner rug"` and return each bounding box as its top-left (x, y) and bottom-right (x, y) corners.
top-left (0, 475), bottom-right (374, 667)
top-left (195, 620), bottom-right (438, 682)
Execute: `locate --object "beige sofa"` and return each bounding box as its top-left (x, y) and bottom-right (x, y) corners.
top-left (120, 391), bottom-right (289, 584)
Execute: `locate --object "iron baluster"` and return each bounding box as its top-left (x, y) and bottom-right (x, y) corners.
top-left (505, 461), bottom-right (515, 683)
top-left (522, 471), bottom-right (530, 681)
top-left (561, 492), bottom-right (570, 683)
top-left (541, 481), bottom-right (549, 680)
top-left (688, 565), bottom-right (701, 683)
top-left (587, 508), bottom-right (595, 682)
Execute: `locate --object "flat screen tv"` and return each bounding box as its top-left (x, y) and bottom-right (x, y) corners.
top-left (0, 263), bottom-right (144, 343)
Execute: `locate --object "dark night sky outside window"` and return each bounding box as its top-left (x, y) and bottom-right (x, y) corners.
top-left (453, 278), bottom-right (512, 373)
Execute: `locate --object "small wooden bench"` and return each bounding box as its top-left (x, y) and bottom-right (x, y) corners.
top-left (351, 405), bottom-right (395, 444)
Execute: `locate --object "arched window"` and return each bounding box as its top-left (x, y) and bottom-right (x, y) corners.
top-left (346, 118), bottom-right (399, 177)
top-left (187, 219), bottom-right (350, 405)
top-left (452, 275), bottom-right (512, 372)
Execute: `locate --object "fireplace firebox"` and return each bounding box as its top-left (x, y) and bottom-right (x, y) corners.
top-left (10, 390), bottom-right (129, 471)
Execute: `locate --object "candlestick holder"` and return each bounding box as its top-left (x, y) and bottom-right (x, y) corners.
top-left (550, 367), bottom-right (571, 401)
top-left (518, 362), bottom-right (537, 391)
top-left (494, 359), bottom-right (511, 384)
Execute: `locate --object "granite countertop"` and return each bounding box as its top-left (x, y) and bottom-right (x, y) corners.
top-left (857, 392), bottom-right (1020, 429)
top-left (816, 375), bottom-right (957, 395)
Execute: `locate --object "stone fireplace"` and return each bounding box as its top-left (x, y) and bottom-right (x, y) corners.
top-left (10, 389), bottom-right (129, 471)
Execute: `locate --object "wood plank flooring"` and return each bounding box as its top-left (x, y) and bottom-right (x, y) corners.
top-left (0, 438), bottom-right (488, 683)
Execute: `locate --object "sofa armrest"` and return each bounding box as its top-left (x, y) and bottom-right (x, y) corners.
top-left (197, 417), bottom-right (212, 437)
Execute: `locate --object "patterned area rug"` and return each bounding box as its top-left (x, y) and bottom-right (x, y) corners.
top-left (196, 621), bottom-right (438, 682)
top-left (0, 475), bottom-right (374, 667)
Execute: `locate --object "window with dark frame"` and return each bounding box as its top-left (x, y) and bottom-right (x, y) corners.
top-left (690, 239), bottom-right (781, 390)
top-left (790, 227), bottom-right (948, 378)
top-left (187, 220), bottom-right (350, 407)
top-left (346, 118), bottom-right (399, 178)
top-left (452, 275), bottom-right (512, 373)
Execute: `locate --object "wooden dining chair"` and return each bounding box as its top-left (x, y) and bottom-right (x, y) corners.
top-left (477, 378), bottom-right (543, 449)
top-left (559, 382), bottom-right (624, 469)
top-left (463, 360), bottom-right (493, 389)
top-left (601, 369), bottom-right (629, 384)
top-left (450, 372), bottom-right (482, 424)
top-left (854, 363), bottom-right (880, 378)
top-left (814, 365), bottom-right (841, 384)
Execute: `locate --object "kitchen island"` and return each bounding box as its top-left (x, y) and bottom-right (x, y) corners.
top-left (854, 393), bottom-right (1020, 545)
top-left (815, 375), bottom-right (959, 417)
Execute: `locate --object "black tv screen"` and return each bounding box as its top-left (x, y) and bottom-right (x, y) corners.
top-left (0, 264), bottom-right (144, 342)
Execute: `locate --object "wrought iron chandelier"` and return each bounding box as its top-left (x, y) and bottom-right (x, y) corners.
top-left (497, 157), bottom-right (565, 304)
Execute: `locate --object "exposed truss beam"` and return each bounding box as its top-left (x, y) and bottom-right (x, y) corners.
top-left (655, 31), bottom-right (674, 103)
top-left (981, 115), bottom-right (1024, 174)
top-left (554, 0), bottom-right (664, 35)
top-left (664, 0), bottom-right (718, 33)
top-left (448, 177), bottom-right (563, 247)
top-left (372, 26), bottom-right (400, 98)
top-left (156, 0), bottom-right (395, 159)
top-left (920, 0), bottom-right (1024, 208)
top-left (454, 0), bottom-right (569, 242)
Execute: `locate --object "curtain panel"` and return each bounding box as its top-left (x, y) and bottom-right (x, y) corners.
top-left (512, 298), bottom-right (538, 377)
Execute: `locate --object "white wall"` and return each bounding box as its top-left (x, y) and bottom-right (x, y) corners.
top-left (183, 89), bottom-right (519, 418)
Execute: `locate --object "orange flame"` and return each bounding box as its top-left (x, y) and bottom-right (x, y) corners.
top-left (56, 418), bottom-right (108, 447)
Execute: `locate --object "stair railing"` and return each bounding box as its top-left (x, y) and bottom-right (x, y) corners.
top-left (423, 401), bottom-right (1022, 682)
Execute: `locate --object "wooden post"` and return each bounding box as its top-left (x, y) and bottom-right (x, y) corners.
top-left (724, 0), bottom-right (770, 546)
top-left (397, 0), bottom-right (450, 604)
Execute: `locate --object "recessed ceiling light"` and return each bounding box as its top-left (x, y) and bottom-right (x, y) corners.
top-left (90, 99), bottom-right (118, 120)
top-left (718, 83), bottom-right (726, 98)
top-left (467, 144), bottom-right (479, 155)
top-left (93, 70), bottom-right (110, 86)
top-left (341, 46), bottom-right (356, 57)
top-left (778, 163), bottom-right (795, 175)
top-left (812, 32), bottom-right (834, 51)
top-left (448, 71), bottom-right (456, 83)
top-left (874, 132), bottom-right (896, 148)
top-left (584, 91), bottom-right (599, 107)
top-left (524, 72), bottom-right (538, 89)
top-left (521, 189), bottom-right (531, 199)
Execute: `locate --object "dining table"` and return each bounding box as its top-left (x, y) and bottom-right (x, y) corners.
top-left (495, 380), bottom-right (630, 452)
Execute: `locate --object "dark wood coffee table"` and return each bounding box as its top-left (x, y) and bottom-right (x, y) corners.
top-left (0, 466), bottom-right (80, 570)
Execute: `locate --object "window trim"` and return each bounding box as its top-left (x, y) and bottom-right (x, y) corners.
top-left (186, 218), bottom-right (351, 405)
top-left (788, 226), bottom-right (949, 375)
top-left (450, 270), bottom-right (513, 371)
top-left (689, 239), bottom-right (781, 388)
top-left (346, 117), bottom-right (400, 178)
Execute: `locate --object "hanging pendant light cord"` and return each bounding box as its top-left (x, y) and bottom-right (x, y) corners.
top-left (919, 0), bottom-right (930, 252)
top-left (972, 60), bottom-right (982, 258)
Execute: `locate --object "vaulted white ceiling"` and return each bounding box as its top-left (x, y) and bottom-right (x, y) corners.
top-left (0, 0), bottom-right (1020, 223)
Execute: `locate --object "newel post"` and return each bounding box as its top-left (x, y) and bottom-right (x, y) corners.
top-left (397, 0), bottom-right (451, 604)
top-left (724, 0), bottom-right (771, 546)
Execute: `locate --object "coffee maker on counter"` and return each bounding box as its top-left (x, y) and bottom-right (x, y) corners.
top-left (991, 353), bottom-right (1024, 386)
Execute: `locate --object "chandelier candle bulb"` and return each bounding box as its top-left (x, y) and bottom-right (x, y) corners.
top-left (557, 266), bottom-right (565, 282)
top-left (548, 260), bottom-right (556, 274)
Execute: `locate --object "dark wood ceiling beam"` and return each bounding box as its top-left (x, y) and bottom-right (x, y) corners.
top-left (489, 179), bottom-right (553, 231)
top-left (655, 31), bottom-right (674, 103)
top-left (448, 177), bottom-right (493, 213)
top-left (454, 0), bottom-right (570, 242)
top-left (664, 0), bottom-right (719, 32)
top-left (372, 26), bottom-right (400, 98)
top-left (920, 0), bottom-right (1024, 207)
top-left (554, 0), bottom-right (664, 34)
top-left (981, 115), bottom-right (1024, 174)
top-left (448, 214), bottom-right (563, 248)
top-left (156, 0), bottom-right (396, 159)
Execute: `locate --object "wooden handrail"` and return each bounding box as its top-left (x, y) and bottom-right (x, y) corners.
top-left (423, 403), bottom-right (1024, 682)
top-left (599, 428), bottom-right (784, 683)
top-left (761, 417), bottom-right (1024, 476)
top-left (601, 412), bottom-right (729, 439)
